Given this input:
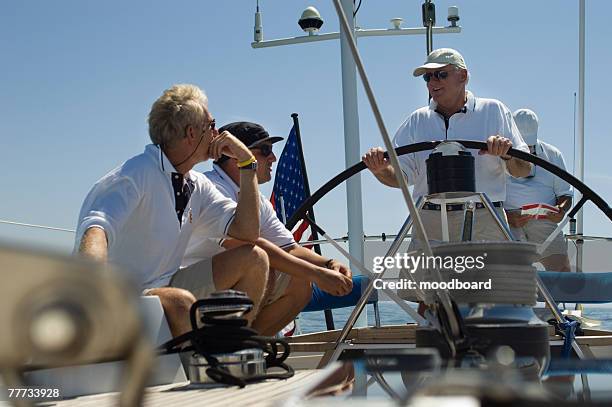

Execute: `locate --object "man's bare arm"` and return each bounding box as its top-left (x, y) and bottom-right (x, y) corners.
top-left (227, 167), bottom-right (260, 242)
top-left (362, 147), bottom-right (400, 188)
top-left (480, 135), bottom-right (532, 178)
top-left (222, 238), bottom-right (352, 296)
top-left (78, 227), bottom-right (108, 262)
top-left (287, 245), bottom-right (352, 280)
top-left (371, 165), bottom-right (400, 188)
top-left (224, 238), bottom-right (319, 278)
top-left (287, 245), bottom-right (334, 268)
top-left (209, 131), bottom-right (260, 242)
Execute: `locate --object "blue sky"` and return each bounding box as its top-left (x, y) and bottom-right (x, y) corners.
top-left (1, 0), bottom-right (611, 261)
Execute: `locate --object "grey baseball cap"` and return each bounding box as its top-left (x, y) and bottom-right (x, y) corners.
top-left (413, 48), bottom-right (468, 76)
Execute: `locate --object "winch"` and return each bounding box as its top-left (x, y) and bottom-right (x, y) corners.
top-left (426, 141), bottom-right (475, 194)
top-left (415, 242), bottom-right (551, 374)
top-left (188, 290), bottom-right (265, 385)
top-left (160, 290), bottom-right (294, 387)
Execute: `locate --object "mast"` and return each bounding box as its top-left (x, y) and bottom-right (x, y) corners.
top-left (577, 0), bottom-right (585, 235)
top-left (575, 0), bottom-right (585, 272)
top-left (339, 0), bottom-right (365, 292)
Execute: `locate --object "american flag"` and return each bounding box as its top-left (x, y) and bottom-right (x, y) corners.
top-left (271, 125), bottom-right (310, 242)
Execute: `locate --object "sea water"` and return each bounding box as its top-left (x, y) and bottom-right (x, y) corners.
top-left (299, 302), bottom-right (612, 334)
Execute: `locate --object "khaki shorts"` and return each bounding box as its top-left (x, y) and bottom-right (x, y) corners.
top-left (264, 270), bottom-right (292, 306)
top-left (168, 258), bottom-right (217, 299)
top-left (511, 219), bottom-right (568, 258)
top-left (145, 259), bottom-right (292, 304)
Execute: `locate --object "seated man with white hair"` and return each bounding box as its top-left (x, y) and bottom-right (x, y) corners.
top-left (505, 108), bottom-right (573, 271)
top-left (75, 84), bottom-right (268, 338)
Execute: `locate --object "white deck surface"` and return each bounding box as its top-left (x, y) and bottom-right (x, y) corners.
top-left (41, 370), bottom-right (321, 407)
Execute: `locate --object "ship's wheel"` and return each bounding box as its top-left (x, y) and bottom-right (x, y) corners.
top-left (286, 140), bottom-right (612, 234)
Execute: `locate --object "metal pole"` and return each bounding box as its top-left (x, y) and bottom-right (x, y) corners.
top-left (251, 26), bottom-right (461, 48)
top-left (333, 215), bottom-right (421, 346)
top-left (576, 0), bottom-right (586, 273)
top-left (577, 0), bottom-right (585, 235)
top-left (339, 0), bottom-right (366, 327)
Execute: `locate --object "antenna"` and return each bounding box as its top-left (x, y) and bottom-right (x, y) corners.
top-left (254, 0), bottom-right (263, 42)
top-left (573, 91), bottom-right (576, 175)
top-left (570, 91), bottom-right (577, 236)
top-left (422, 0), bottom-right (436, 54)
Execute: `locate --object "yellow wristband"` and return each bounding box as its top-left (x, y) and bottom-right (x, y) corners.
top-left (237, 156), bottom-right (256, 168)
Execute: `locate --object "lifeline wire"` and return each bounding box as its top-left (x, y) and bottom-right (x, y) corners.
top-left (0, 219), bottom-right (75, 233)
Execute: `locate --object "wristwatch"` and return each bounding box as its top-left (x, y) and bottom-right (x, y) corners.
top-left (239, 160), bottom-right (258, 170)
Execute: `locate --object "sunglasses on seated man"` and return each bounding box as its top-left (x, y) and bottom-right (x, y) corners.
top-left (251, 143), bottom-right (274, 158)
top-left (216, 143), bottom-right (274, 164)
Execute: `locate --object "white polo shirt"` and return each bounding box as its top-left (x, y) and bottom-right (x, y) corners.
top-left (182, 164), bottom-right (296, 267)
top-left (505, 140), bottom-right (573, 210)
top-left (75, 144), bottom-right (237, 290)
top-left (394, 91), bottom-right (529, 202)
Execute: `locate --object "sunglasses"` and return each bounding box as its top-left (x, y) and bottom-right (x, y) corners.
top-left (423, 70), bottom-right (450, 82)
top-left (252, 143), bottom-right (274, 157)
top-left (205, 119), bottom-right (216, 132)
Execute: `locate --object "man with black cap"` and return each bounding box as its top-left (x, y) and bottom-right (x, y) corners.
top-left (363, 48), bottom-right (532, 243)
top-left (184, 121), bottom-right (353, 336)
top-left (505, 108), bottom-right (572, 271)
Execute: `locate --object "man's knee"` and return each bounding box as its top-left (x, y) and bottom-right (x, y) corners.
top-left (251, 245), bottom-right (269, 270)
top-left (148, 287), bottom-right (196, 318)
top-left (240, 244), bottom-right (270, 278)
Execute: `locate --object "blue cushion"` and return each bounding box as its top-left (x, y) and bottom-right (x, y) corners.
top-left (302, 274), bottom-right (378, 312)
top-left (538, 271), bottom-right (612, 303)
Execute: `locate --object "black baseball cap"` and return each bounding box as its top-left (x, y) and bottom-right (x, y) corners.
top-left (216, 121), bottom-right (283, 163)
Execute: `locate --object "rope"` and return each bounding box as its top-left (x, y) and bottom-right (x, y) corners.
top-left (160, 323), bottom-right (294, 387)
top-left (559, 318), bottom-right (581, 358)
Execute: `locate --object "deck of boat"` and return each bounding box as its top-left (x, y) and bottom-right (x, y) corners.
top-left (29, 325), bottom-right (612, 406)
top-left (40, 370), bottom-right (320, 407)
